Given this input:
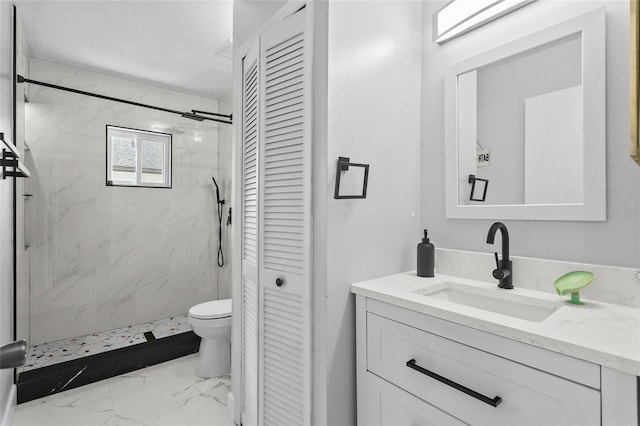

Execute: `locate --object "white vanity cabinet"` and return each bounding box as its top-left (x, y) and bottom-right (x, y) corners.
top-left (356, 296), bottom-right (638, 426)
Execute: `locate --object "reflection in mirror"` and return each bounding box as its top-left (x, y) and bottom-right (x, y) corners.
top-left (445, 7), bottom-right (606, 221)
top-left (458, 34), bottom-right (582, 206)
top-left (468, 174), bottom-right (488, 202)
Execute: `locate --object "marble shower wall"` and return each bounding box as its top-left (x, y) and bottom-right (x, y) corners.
top-left (25, 60), bottom-right (221, 345)
top-left (15, 16), bottom-right (30, 346)
top-left (217, 92), bottom-right (232, 300)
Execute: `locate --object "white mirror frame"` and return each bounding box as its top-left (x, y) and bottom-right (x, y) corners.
top-left (445, 7), bottom-right (606, 221)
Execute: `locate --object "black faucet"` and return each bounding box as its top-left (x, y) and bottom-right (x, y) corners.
top-left (486, 222), bottom-right (513, 289)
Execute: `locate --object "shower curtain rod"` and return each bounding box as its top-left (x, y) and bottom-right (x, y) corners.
top-left (17, 75), bottom-right (233, 125)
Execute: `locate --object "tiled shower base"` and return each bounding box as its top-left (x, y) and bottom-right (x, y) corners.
top-left (17, 314), bottom-right (200, 403)
top-left (23, 314), bottom-right (191, 371)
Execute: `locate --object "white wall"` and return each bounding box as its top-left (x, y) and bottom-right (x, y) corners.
top-left (25, 60), bottom-right (222, 344)
top-left (422, 0), bottom-right (640, 268)
top-left (324, 2), bottom-right (422, 424)
top-left (232, 0), bottom-right (286, 51)
top-left (0, 2), bottom-right (15, 423)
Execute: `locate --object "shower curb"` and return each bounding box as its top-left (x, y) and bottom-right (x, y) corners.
top-left (16, 331), bottom-right (200, 404)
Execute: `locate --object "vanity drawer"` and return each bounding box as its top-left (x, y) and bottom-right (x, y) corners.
top-left (367, 313), bottom-right (600, 426)
top-left (362, 371), bottom-right (467, 425)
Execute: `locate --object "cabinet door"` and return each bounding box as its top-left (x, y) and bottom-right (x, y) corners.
top-left (258, 6), bottom-right (312, 426)
top-left (241, 40), bottom-right (260, 426)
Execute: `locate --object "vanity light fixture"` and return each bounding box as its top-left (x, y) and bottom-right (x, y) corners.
top-left (434, 0), bottom-right (536, 44)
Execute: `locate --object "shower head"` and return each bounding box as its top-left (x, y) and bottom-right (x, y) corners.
top-left (181, 112), bottom-right (205, 121)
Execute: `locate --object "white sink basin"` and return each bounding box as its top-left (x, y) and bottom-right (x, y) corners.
top-left (415, 282), bottom-right (561, 322)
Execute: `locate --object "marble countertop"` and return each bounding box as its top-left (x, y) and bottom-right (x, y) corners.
top-left (351, 271), bottom-right (640, 376)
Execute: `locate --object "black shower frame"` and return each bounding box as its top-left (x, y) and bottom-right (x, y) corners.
top-left (16, 75), bottom-right (233, 125)
top-left (12, 4), bottom-right (17, 385)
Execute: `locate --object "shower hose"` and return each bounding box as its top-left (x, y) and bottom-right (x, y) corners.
top-left (217, 198), bottom-right (224, 267)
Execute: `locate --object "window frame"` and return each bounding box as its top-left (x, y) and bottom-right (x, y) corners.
top-left (106, 125), bottom-right (172, 189)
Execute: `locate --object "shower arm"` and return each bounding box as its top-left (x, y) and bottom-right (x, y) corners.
top-left (17, 75), bottom-right (233, 125)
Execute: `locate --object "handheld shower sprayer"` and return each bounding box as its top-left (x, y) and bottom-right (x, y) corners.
top-left (212, 177), bottom-right (224, 206)
top-left (212, 177), bottom-right (226, 267)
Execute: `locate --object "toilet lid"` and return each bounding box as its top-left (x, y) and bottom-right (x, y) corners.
top-left (189, 299), bottom-right (232, 319)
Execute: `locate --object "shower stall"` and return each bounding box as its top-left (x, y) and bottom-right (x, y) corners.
top-left (14, 57), bottom-right (232, 400)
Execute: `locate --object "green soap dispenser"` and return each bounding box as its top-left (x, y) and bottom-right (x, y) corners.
top-left (417, 229), bottom-right (435, 278)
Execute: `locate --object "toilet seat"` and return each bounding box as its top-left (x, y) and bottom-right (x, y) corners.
top-left (189, 299), bottom-right (232, 320)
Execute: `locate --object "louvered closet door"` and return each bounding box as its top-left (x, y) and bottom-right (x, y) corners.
top-left (241, 41), bottom-right (260, 426)
top-left (258, 6), bottom-right (311, 426)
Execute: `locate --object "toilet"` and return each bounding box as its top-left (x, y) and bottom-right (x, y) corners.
top-left (188, 298), bottom-right (232, 378)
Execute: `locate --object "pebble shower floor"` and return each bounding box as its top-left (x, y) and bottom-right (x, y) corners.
top-left (22, 314), bottom-right (191, 371)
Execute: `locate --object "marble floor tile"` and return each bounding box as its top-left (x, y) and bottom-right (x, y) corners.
top-left (14, 380), bottom-right (118, 426)
top-left (14, 354), bottom-right (234, 426)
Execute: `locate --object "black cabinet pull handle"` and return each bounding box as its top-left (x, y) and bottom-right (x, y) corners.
top-left (406, 359), bottom-right (502, 407)
top-left (275, 278), bottom-right (284, 287)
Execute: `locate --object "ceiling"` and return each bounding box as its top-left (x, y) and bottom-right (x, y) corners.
top-left (15, 1), bottom-right (234, 100)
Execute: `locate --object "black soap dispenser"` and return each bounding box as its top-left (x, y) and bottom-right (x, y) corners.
top-left (417, 229), bottom-right (435, 278)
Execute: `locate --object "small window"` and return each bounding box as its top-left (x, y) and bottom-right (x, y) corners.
top-left (106, 126), bottom-right (172, 188)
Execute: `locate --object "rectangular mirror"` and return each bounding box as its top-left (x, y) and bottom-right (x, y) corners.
top-left (445, 7), bottom-right (606, 221)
